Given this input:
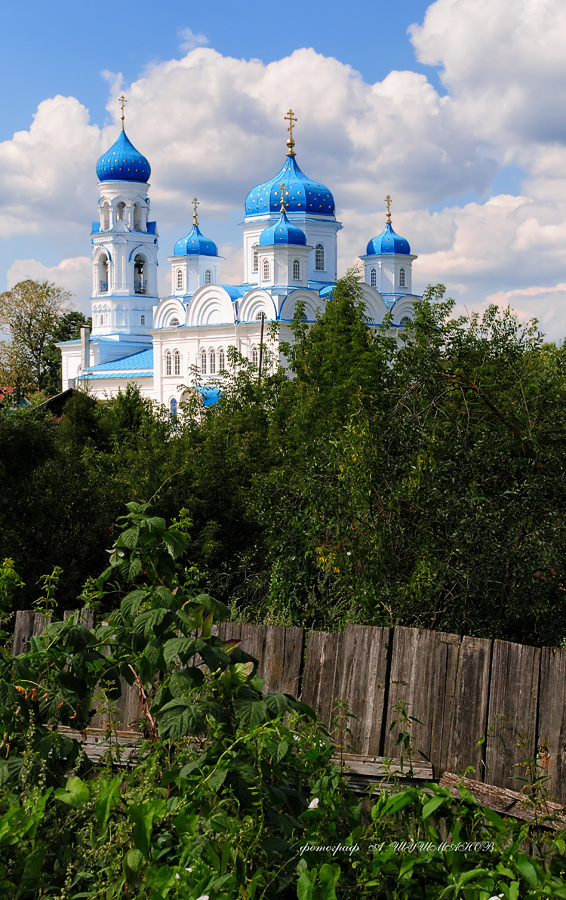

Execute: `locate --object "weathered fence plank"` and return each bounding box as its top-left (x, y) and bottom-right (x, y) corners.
top-left (537, 646), bottom-right (566, 804)
top-left (301, 630), bottom-right (342, 729)
top-left (332, 625), bottom-right (390, 757)
top-left (440, 772), bottom-right (566, 829)
top-left (446, 635), bottom-right (492, 780)
top-left (383, 628), bottom-right (461, 771)
top-left (12, 610), bottom-right (35, 655)
top-left (485, 640), bottom-right (541, 791)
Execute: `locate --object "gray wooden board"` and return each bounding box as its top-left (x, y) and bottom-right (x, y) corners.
top-left (485, 640), bottom-right (541, 791)
top-left (446, 635), bottom-right (492, 780)
top-left (12, 610), bottom-right (34, 655)
top-left (383, 627), bottom-right (460, 770)
top-left (440, 772), bottom-right (566, 829)
top-left (301, 630), bottom-right (342, 729)
top-left (332, 625), bottom-right (390, 757)
top-left (537, 646), bottom-right (566, 804)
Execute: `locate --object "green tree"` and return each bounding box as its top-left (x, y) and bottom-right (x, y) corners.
top-left (0, 280), bottom-right (73, 393)
top-left (42, 309), bottom-right (91, 396)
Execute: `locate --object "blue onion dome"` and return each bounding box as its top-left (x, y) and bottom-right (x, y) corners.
top-left (246, 155), bottom-right (335, 218)
top-left (366, 221), bottom-right (410, 255)
top-left (96, 130), bottom-right (151, 183)
top-left (259, 209), bottom-right (307, 246)
top-left (174, 223), bottom-right (218, 256)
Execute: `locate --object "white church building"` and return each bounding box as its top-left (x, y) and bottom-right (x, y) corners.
top-left (58, 110), bottom-right (420, 412)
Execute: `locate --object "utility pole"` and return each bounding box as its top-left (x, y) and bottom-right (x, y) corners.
top-left (258, 312), bottom-right (265, 383)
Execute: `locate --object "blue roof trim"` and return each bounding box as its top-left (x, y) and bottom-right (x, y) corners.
top-left (84, 348), bottom-right (153, 373)
top-left (196, 386), bottom-right (221, 407)
top-left (77, 371), bottom-right (153, 380)
top-left (96, 130), bottom-right (151, 184)
top-left (245, 155), bottom-right (335, 219)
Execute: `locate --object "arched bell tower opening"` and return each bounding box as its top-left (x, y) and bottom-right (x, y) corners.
top-left (134, 255), bottom-right (147, 294)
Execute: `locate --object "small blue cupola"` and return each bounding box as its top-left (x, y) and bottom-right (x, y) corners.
top-left (169, 199), bottom-right (222, 296)
top-left (366, 222), bottom-right (410, 256)
top-left (174, 223), bottom-right (218, 257)
top-left (96, 130), bottom-right (151, 183)
top-left (259, 208), bottom-right (307, 246)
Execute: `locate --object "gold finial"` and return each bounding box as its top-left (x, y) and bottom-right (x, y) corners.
top-left (284, 108), bottom-right (297, 157)
top-left (385, 194), bottom-right (392, 224)
top-left (119, 94), bottom-right (127, 131)
top-left (279, 182), bottom-right (288, 213)
top-left (192, 197), bottom-right (199, 226)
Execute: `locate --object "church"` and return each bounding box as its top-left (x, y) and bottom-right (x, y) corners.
top-left (58, 106), bottom-right (420, 412)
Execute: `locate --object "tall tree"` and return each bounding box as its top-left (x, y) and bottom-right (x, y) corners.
top-left (0, 280), bottom-right (72, 393)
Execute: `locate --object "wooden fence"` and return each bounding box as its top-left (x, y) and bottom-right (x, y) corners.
top-left (11, 613), bottom-right (566, 802)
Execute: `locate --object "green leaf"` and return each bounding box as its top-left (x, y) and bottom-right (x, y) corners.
top-left (121, 589), bottom-right (148, 620)
top-left (94, 775), bottom-right (122, 835)
top-left (515, 853), bottom-right (538, 888)
top-left (118, 527), bottom-right (140, 549)
top-left (134, 607), bottom-right (168, 637)
top-left (127, 800), bottom-right (166, 858)
top-left (422, 794), bottom-right (446, 819)
top-left (318, 862), bottom-right (340, 899)
top-left (163, 636), bottom-right (201, 667)
top-left (163, 528), bottom-right (187, 559)
top-left (233, 697), bottom-right (268, 727)
top-left (54, 776), bottom-right (90, 808)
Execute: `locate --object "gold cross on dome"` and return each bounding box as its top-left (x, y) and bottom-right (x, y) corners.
top-left (119, 95), bottom-right (127, 131)
top-left (279, 182), bottom-right (288, 212)
top-left (385, 194), bottom-right (392, 224)
top-left (192, 197), bottom-right (199, 226)
top-left (284, 108), bottom-right (297, 157)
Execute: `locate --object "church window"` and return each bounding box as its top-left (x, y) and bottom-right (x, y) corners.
top-left (252, 347), bottom-right (258, 367)
top-left (102, 202), bottom-right (110, 231)
top-left (370, 268), bottom-right (376, 287)
top-left (263, 259), bottom-right (270, 280)
top-left (252, 247), bottom-right (258, 272)
top-left (174, 350), bottom-right (181, 375)
top-left (170, 398), bottom-right (177, 419)
top-left (133, 203), bottom-right (142, 231)
top-left (134, 256), bottom-right (146, 294)
top-left (165, 351), bottom-right (172, 375)
top-left (141, 314), bottom-right (145, 325)
top-left (400, 316), bottom-right (411, 326)
top-left (399, 268), bottom-right (406, 287)
top-left (170, 317), bottom-right (180, 327)
top-left (293, 259), bottom-right (300, 280)
top-left (200, 350), bottom-right (207, 374)
top-left (99, 254), bottom-right (109, 293)
top-left (204, 269), bottom-right (212, 284)
top-left (100, 314), bottom-right (104, 326)
top-left (176, 269), bottom-right (183, 290)
top-left (218, 348), bottom-right (225, 370)
top-left (209, 350), bottom-right (216, 374)
top-left (256, 312), bottom-right (264, 321)
top-left (315, 244), bottom-right (325, 271)
top-left (116, 201), bottom-right (126, 222)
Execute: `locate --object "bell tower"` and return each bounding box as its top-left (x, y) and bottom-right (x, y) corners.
top-left (90, 96), bottom-right (158, 339)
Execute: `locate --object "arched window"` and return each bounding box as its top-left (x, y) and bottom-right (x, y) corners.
top-left (134, 256), bottom-right (146, 294)
top-left (170, 398), bottom-right (177, 420)
top-left (102, 202), bottom-right (110, 231)
top-left (399, 268), bottom-right (406, 288)
top-left (140, 314), bottom-right (145, 326)
top-left (218, 349), bottom-right (225, 371)
top-left (116, 201), bottom-right (126, 222)
top-left (263, 259), bottom-right (270, 280)
top-left (100, 314), bottom-right (104, 326)
top-left (370, 268), bottom-right (376, 288)
top-left (133, 203), bottom-right (142, 231)
top-left (200, 350), bottom-right (207, 374)
top-left (209, 350), bottom-right (215, 374)
top-left (293, 259), bottom-right (300, 280)
top-left (400, 316), bottom-right (411, 326)
top-left (176, 269), bottom-right (183, 290)
top-left (204, 269), bottom-right (212, 284)
top-left (252, 347), bottom-right (258, 367)
top-left (252, 247), bottom-right (258, 272)
top-left (174, 350), bottom-right (181, 376)
top-left (315, 244), bottom-right (325, 271)
top-left (165, 351), bottom-right (172, 375)
top-left (170, 317), bottom-right (179, 327)
top-left (256, 312), bottom-right (264, 321)
top-left (99, 254), bottom-right (109, 293)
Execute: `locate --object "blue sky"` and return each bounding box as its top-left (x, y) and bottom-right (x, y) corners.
top-left (2, 0), bottom-right (566, 339)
